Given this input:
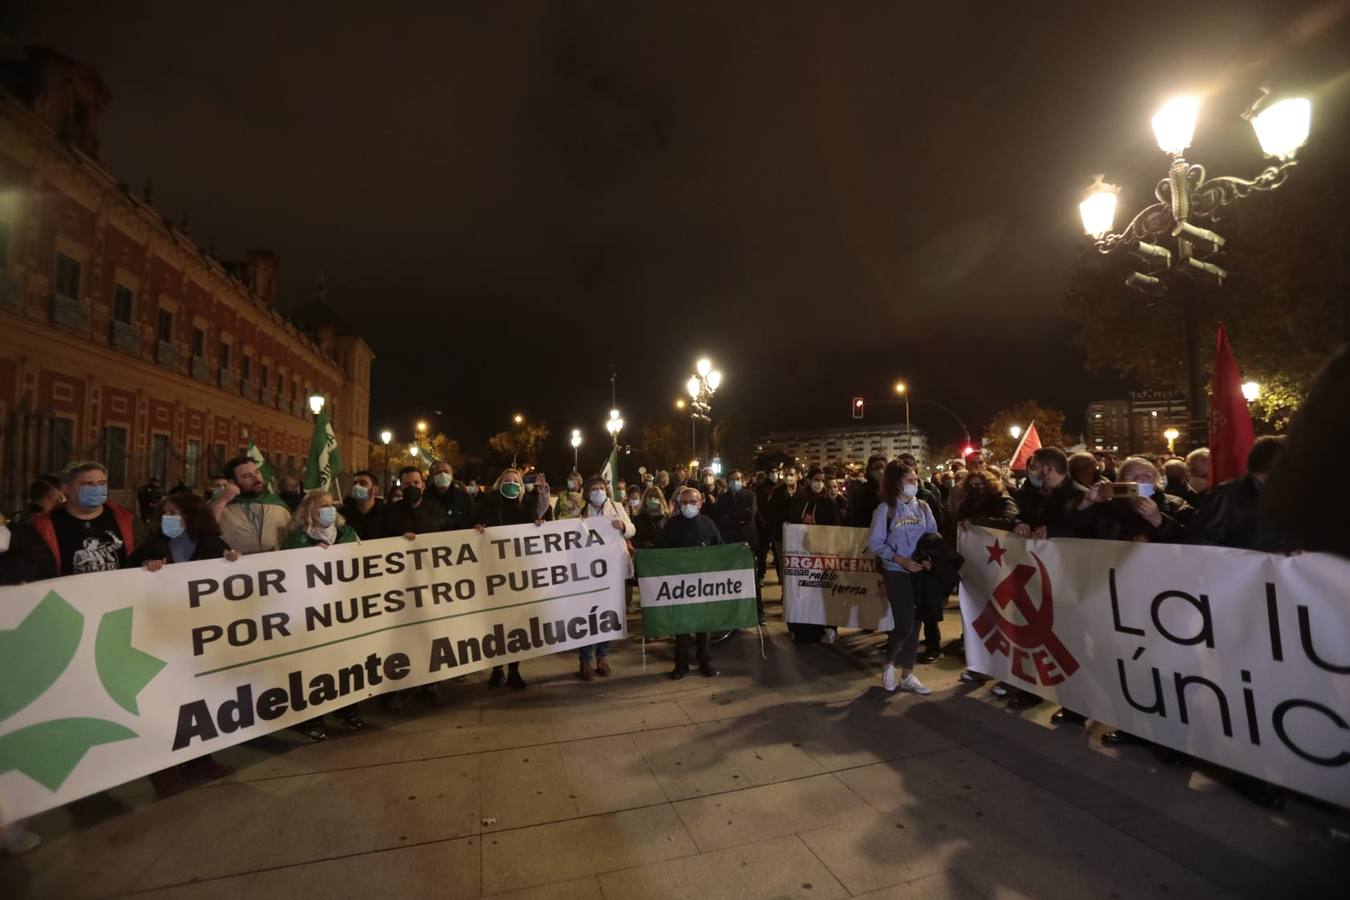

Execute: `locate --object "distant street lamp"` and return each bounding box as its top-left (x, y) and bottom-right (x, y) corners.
top-left (416, 420), bottom-right (428, 434)
top-left (894, 382), bottom-right (911, 450)
top-left (1164, 427), bottom-right (1181, 454)
top-left (570, 429), bottom-right (582, 470)
top-left (380, 429), bottom-right (393, 493)
top-left (1241, 381), bottom-right (1262, 402)
top-left (687, 357), bottom-right (722, 462)
top-left (675, 398), bottom-right (686, 410)
top-left (605, 409), bottom-right (624, 448)
top-left (513, 413), bottom-right (524, 426)
top-left (308, 393), bottom-right (325, 416)
top-left (1078, 92), bottom-right (1311, 449)
top-left (409, 445), bottom-right (420, 460)
top-left (1009, 425), bottom-right (1022, 441)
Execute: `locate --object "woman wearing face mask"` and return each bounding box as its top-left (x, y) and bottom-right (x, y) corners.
top-left (575, 476), bottom-right (636, 680)
top-left (625, 486), bottom-right (644, 520)
top-left (282, 490), bottom-right (363, 738)
top-left (789, 467), bottom-right (841, 526)
top-left (125, 492), bottom-right (240, 794)
top-left (473, 468), bottom-right (551, 689)
top-left (954, 470), bottom-right (1020, 531)
top-left (634, 486), bottom-right (670, 551)
top-left (867, 462), bottom-right (939, 693)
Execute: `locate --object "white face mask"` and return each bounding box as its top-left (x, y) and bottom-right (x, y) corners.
top-left (810, 480), bottom-right (824, 493)
top-left (433, 473), bottom-right (452, 489)
top-left (681, 503), bottom-right (699, 519)
top-left (902, 483), bottom-right (919, 498)
top-left (589, 489), bottom-right (608, 507)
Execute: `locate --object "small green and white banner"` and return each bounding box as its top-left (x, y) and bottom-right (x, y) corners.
top-left (635, 544), bottom-right (757, 637)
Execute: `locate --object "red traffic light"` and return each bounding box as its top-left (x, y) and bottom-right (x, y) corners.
top-left (851, 397), bottom-right (864, 419)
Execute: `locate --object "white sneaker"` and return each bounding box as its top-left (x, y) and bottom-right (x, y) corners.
top-left (822, 627), bottom-right (838, 644)
top-left (2, 821), bottom-right (40, 854)
top-left (883, 664), bottom-right (899, 692)
top-left (899, 673), bottom-right (932, 695)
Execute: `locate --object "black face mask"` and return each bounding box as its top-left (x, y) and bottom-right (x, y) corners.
top-left (403, 486), bottom-right (423, 504)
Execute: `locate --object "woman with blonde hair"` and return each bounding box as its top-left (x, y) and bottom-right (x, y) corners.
top-left (575, 474), bottom-right (635, 680)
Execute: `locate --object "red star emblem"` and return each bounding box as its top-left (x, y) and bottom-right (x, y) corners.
top-left (986, 539), bottom-right (1006, 565)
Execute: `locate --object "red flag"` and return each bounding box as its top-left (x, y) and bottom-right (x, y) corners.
top-left (1008, 422), bottom-right (1042, 471)
top-left (1208, 323), bottom-right (1256, 487)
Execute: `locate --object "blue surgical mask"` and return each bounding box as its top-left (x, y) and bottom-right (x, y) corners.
top-left (1028, 471), bottom-right (1044, 489)
top-left (1137, 482), bottom-right (1156, 499)
top-left (160, 514), bottom-right (185, 539)
top-left (317, 506), bottom-right (338, 527)
top-left (589, 489), bottom-right (607, 507)
top-left (351, 484), bottom-right (371, 501)
top-left (902, 483), bottom-right (919, 498)
top-left (681, 503), bottom-right (699, 519)
top-left (729, 480), bottom-right (742, 493)
top-left (77, 484), bottom-right (108, 509)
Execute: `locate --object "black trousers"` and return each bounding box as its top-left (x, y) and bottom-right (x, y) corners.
top-left (882, 570), bottom-right (920, 669)
top-left (673, 633), bottom-right (711, 669)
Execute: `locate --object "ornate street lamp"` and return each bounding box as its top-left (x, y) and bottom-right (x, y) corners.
top-left (686, 357), bottom-right (722, 463)
top-left (570, 429), bottom-right (582, 470)
top-left (380, 429), bottom-right (393, 492)
top-left (1078, 92), bottom-right (1311, 448)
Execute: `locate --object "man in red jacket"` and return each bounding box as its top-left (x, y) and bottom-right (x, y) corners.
top-left (2, 461), bottom-right (138, 583)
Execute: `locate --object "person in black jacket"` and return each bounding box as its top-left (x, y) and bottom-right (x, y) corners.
top-left (789, 467), bottom-right (840, 526)
top-left (634, 486), bottom-right (669, 550)
top-left (954, 470), bottom-right (1020, 531)
top-left (340, 470), bottom-right (385, 539)
top-left (850, 455), bottom-right (888, 527)
top-left (1071, 457), bottom-right (1194, 544)
top-left (1013, 447), bottom-right (1089, 540)
top-left (375, 466), bottom-right (448, 538)
top-left (1190, 436), bottom-right (1283, 550)
top-left (660, 486), bottom-right (723, 679)
top-left (126, 492), bottom-right (237, 795)
top-left (713, 469), bottom-right (764, 624)
top-left (427, 460), bottom-right (474, 531)
top-left (473, 468), bottom-right (552, 689)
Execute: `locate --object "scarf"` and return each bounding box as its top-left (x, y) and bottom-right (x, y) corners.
top-left (305, 523), bottom-right (338, 546)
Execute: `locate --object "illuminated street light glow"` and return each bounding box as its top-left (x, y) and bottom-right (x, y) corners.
top-left (513, 413), bottom-right (524, 425)
top-left (894, 381), bottom-right (906, 395)
top-left (1163, 427), bottom-right (1181, 453)
top-left (570, 429), bottom-right (582, 449)
top-left (416, 420), bottom-right (428, 433)
top-left (675, 398), bottom-right (686, 410)
top-left (409, 445), bottom-right (420, 458)
top-left (1251, 98), bottom-right (1311, 160)
top-left (1151, 95), bottom-right (1200, 155)
top-left (1009, 425), bottom-right (1022, 440)
top-left (707, 370), bottom-right (722, 391)
top-left (1079, 179), bottom-right (1119, 237)
top-left (696, 357), bottom-right (712, 377)
top-left (1241, 381), bottom-right (1261, 402)
top-left (686, 376), bottom-right (701, 399)
top-left (308, 394), bottom-right (325, 415)
top-left (380, 429), bottom-right (392, 445)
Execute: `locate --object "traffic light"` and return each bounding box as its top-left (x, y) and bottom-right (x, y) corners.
top-left (852, 397), bottom-right (864, 419)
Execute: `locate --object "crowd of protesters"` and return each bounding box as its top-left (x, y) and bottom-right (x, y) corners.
top-left (2, 348), bottom-right (1346, 852)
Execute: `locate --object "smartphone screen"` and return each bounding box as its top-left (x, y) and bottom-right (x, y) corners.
top-left (1109, 482), bottom-right (1139, 498)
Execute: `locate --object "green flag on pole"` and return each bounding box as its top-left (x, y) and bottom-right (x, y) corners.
top-left (600, 446), bottom-right (618, 495)
top-left (246, 440), bottom-right (275, 489)
top-left (635, 544), bottom-right (758, 637)
top-left (303, 410), bottom-right (343, 492)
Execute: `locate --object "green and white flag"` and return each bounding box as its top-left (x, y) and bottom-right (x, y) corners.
top-left (600, 446), bottom-right (618, 494)
top-left (635, 544), bottom-right (758, 637)
top-left (245, 439), bottom-right (275, 488)
top-left (303, 410), bottom-right (343, 492)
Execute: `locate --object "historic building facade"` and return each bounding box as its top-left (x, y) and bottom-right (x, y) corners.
top-left (0, 48), bottom-right (372, 510)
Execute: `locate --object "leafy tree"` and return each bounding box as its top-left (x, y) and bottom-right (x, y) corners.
top-left (981, 402), bottom-right (1067, 468)
top-left (485, 422), bottom-right (551, 470)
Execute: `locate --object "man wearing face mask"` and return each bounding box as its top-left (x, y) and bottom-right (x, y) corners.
top-left (849, 454), bottom-right (889, 527)
top-left (766, 465), bottom-right (800, 585)
top-left (788, 467), bottom-right (841, 526)
top-left (660, 486), bottom-right (724, 678)
top-left (1072, 456), bottom-right (1194, 543)
top-left (341, 470), bottom-right (385, 539)
top-left (665, 466), bottom-right (688, 503)
top-left (212, 457), bottom-right (294, 555)
top-left (1012, 447), bottom-right (1088, 541)
top-left (3, 461), bottom-right (140, 583)
top-left (713, 469), bottom-right (764, 624)
top-left (426, 460), bottom-right (472, 531)
top-left (375, 467), bottom-right (447, 538)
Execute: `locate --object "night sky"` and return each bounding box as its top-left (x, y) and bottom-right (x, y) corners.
top-left (4, 1), bottom-right (1348, 456)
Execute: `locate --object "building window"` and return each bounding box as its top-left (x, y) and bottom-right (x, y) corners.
top-left (54, 252), bottom-right (81, 299)
top-left (192, 327), bottom-right (206, 358)
top-left (157, 308), bottom-right (173, 343)
top-left (104, 425), bottom-right (129, 489)
top-left (48, 416), bottom-right (75, 472)
top-left (185, 439), bottom-right (201, 487)
top-left (219, 342), bottom-right (231, 370)
top-left (241, 356), bottom-right (252, 381)
top-left (150, 433), bottom-right (170, 483)
top-left (260, 364), bottom-right (270, 389)
top-left (113, 285), bottom-right (134, 323)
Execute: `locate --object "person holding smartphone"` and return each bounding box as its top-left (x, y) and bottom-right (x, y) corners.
top-left (1072, 456), bottom-right (1194, 543)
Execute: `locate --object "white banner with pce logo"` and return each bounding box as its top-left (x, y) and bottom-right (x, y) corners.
top-left (958, 526), bottom-right (1350, 807)
top-left (0, 519), bottom-right (628, 825)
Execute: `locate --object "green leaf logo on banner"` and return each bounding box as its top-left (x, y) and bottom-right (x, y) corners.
top-left (0, 594), bottom-right (166, 791)
top-left (96, 608), bottom-right (168, 715)
top-left (0, 592), bottom-right (83, 721)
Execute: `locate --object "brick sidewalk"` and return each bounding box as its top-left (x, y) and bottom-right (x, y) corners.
top-left (3, 582), bottom-right (1347, 899)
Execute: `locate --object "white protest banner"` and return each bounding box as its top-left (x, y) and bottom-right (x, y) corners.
top-left (781, 524), bottom-right (893, 630)
top-left (958, 526), bottom-right (1350, 807)
top-left (0, 518), bottom-right (628, 824)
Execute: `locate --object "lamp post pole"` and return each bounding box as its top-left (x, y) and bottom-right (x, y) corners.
top-left (1079, 93), bottom-right (1311, 450)
top-left (379, 429), bottom-right (392, 494)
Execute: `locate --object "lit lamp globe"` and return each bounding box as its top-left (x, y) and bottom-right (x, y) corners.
top-left (1163, 427), bottom-right (1181, 452)
top-left (308, 394), bottom-right (325, 415)
top-left (1251, 98), bottom-right (1311, 160)
top-left (1151, 96), bottom-right (1200, 155)
top-left (570, 429), bottom-right (582, 449)
top-left (1241, 381), bottom-right (1261, 402)
top-left (696, 357), bottom-right (712, 377)
top-left (686, 376), bottom-right (701, 399)
top-left (409, 445), bottom-right (420, 459)
top-left (706, 370), bottom-right (722, 391)
top-left (380, 429), bottom-right (392, 445)
top-left (1079, 179), bottom-right (1119, 238)
top-left (1009, 425), bottom-right (1022, 440)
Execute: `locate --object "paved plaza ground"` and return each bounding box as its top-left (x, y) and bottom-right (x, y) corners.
top-left (3, 579), bottom-right (1348, 900)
